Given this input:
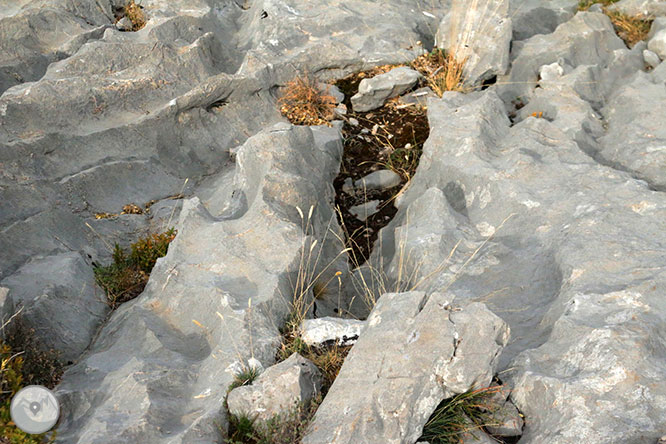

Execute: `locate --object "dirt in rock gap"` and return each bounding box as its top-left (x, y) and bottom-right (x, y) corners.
top-left (332, 68), bottom-right (430, 266)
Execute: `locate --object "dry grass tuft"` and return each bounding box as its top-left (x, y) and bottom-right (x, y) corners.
top-left (577, 0), bottom-right (619, 11)
top-left (605, 9), bottom-right (653, 47)
top-left (419, 386), bottom-right (505, 443)
top-left (411, 48), bottom-right (467, 96)
top-left (277, 326), bottom-right (350, 393)
top-left (279, 76), bottom-right (337, 126)
top-left (577, 0), bottom-right (652, 47)
top-left (124, 0), bottom-right (146, 31)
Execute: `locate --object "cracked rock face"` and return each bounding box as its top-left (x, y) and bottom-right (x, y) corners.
top-left (2, 0), bottom-right (666, 443)
top-left (302, 293), bottom-right (509, 444)
top-left (365, 87), bottom-right (666, 442)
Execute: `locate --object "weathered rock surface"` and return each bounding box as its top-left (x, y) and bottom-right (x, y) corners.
top-left (351, 67), bottom-right (421, 112)
top-left (363, 84), bottom-right (666, 442)
top-left (0, 252), bottom-right (109, 362)
top-left (648, 29), bottom-right (666, 59)
top-left (302, 293), bottom-right (509, 444)
top-left (3, 1), bottom-right (666, 443)
top-left (509, 0), bottom-right (578, 41)
top-left (226, 353), bottom-right (322, 422)
top-left (300, 316), bottom-right (365, 346)
top-left (53, 124), bottom-right (346, 443)
top-left (436, 0), bottom-right (512, 85)
top-left (598, 68), bottom-right (666, 191)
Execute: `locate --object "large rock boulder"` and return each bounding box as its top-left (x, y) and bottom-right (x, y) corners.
top-left (598, 68), bottom-right (666, 190)
top-left (362, 86), bottom-right (666, 442)
top-left (302, 292), bottom-right (509, 444)
top-left (509, 0), bottom-right (578, 41)
top-left (0, 0), bottom-right (450, 372)
top-left (53, 124), bottom-right (346, 443)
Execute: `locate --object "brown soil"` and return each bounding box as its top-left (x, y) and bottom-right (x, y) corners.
top-left (333, 70), bottom-right (430, 265)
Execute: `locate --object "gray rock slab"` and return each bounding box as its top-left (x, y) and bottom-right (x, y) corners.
top-left (497, 11), bottom-right (627, 105)
top-left (599, 69), bottom-right (666, 190)
top-left (300, 317), bottom-right (365, 346)
top-left (643, 49), bottom-right (662, 67)
top-left (349, 199), bottom-right (381, 221)
top-left (509, 0), bottom-right (578, 41)
top-left (486, 399), bottom-right (524, 437)
top-left (351, 67), bottom-right (421, 112)
top-left (649, 17), bottom-right (666, 39)
top-left (226, 353), bottom-right (322, 423)
top-left (53, 124), bottom-right (347, 444)
top-left (302, 293), bottom-right (509, 444)
top-left (648, 29), bottom-right (666, 59)
top-left (357, 169), bottom-right (403, 191)
top-left (0, 252), bottom-right (109, 362)
top-left (319, 83), bottom-right (345, 104)
top-left (368, 88), bottom-right (666, 442)
top-left (436, 0), bottom-right (512, 85)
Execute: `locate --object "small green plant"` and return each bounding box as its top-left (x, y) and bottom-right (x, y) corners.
top-left (94, 228), bottom-right (176, 308)
top-left (419, 386), bottom-right (503, 444)
top-left (130, 229), bottom-right (177, 273)
top-left (229, 367), bottom-right (260, 392)
top-left (226, 398), bottom-right (321, 444)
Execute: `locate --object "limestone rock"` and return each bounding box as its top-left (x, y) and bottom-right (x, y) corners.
top-left (648, 29), bottom-right (666, 60)
top-left (371, 89), bottom-right (666, 443)
top-left (300, 317), bottom-right (365, 346)
top-left (436, 0), bottom-right (512, 85)
top-left (226, 353), bottom-right (322, 422)
top-left (0, 252), bottom-right (109, 362)
top-left (302, 293), bottom-right (509, 444)
top-left (356, 169), bottom-right (402, 191)
top-left (509, 0), bottom-right (578, 41)
top-left (53, 124), bottom-right (347, 443)
top-left (643, 49), bottom-right (661, 68)
top-left (351, 67), bottom-right (421, 112)
top-left (349, 200), bottom-right (381, 221)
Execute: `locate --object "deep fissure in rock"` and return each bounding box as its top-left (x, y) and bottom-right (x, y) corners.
top-left (332, 71), bottom-right (430, 265)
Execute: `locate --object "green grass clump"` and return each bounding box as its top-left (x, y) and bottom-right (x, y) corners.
top-left (226, 398), bottom-right (321, 444)
top-left (419, 386), bottom-right (503, 444)
top-left (94, 228), bottom-right (176, 308)
top-left (228, 367), bottom-right (260, 392)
